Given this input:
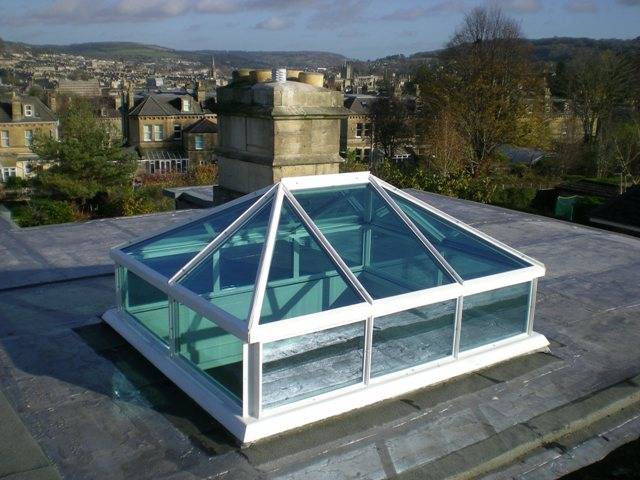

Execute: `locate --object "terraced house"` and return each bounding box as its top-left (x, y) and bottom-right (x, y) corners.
top-left (0, 93), bottom-right (58, 182)
top-left (126, 84), bottom-right (217, 174)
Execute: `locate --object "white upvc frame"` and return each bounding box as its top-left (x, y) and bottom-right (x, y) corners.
top-left (108, 171), bottom-right (548, 443)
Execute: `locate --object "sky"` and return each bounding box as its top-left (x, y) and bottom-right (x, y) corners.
top-left (1, 0), bottom-right (638, 59)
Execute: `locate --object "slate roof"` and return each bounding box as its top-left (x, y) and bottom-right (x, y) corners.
top-left (590, 185), bottom-right (640, 232)
top-left (129, 93), bottom-right (211, 117)
top-left (344, 95), bottom-right (375, 115)
top-left (0, 95), bottom-right (57, 123)
top-left (182, 118), bottom-right (218, 134)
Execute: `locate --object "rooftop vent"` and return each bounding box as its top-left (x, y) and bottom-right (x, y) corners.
top-left (106, 172), bottom-right (547, 443)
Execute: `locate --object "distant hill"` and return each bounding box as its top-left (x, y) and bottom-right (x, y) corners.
top-left (2, 40), bottom-right (348, 69)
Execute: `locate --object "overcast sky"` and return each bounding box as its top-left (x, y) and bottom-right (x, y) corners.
top-left (1, 0), bottom-right (638, 59)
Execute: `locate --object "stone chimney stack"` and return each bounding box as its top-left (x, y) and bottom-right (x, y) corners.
top-left (196, 81), bottom-right (206, 105)
top-left (11, 92), bottom-right (22, 121)
top-left (127, 84), bottom-right (135, 111)
top-left (46, 91), bottom-right (57, 112)
top-left (214, 77), bottom-right (349, 195)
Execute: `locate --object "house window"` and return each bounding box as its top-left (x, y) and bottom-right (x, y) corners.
top-left (1, 130), bottom-right (8, 147)
top-left (173, 124), bottom-right (182, 139)
top-left (143, 125), bottom-right (152, 142)
top-left (355, 123), bottom-right (363, 138)
top-left (24, 104), bottom-right (34, 117)
top-left (1, 167), bottom-right (17, 182)
top-left (194, 134), bottom-right (204, 151)
top-left (364, 123), bottom-right (372, 137)
top-left (24, 130), bottom-right (34, 147)
top-left (363, 148), bottom-right (371, 163)
top-left (153, 125), bottom-right (164, 141)
top-left (355, 148), bottom-right (362, 160)
top-left (182, 99), bottom-right (191, 112)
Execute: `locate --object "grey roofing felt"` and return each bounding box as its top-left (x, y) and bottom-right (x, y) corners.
top-left (183, 117), bottom-right (218, 134)
top-left (344, 95), bottom-right (374, 115)
top-left (129, 93), bottom-right (211, 116)
top-left (0, 95), bottom-right (57, 123)
top-left (1, 191), bottom-right (640, 479)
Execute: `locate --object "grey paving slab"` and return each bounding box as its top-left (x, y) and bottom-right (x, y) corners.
top-left (1, 190), bottom-right (640, 479)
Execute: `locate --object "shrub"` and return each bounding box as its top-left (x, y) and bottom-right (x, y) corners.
top-left (14, 199), bottom-right (77, 227)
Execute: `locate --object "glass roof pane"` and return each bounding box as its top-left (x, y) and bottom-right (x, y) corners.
top-left (177, 198), bottom-right (274, 322)
top-left (388, 192), bottom-right (529, 279)
top-left (293, 184), bottom-right (455, 299)
top-left (122, 196), bottom-right (259, 278)
top-left (260, 198), bottom-right (365, 324)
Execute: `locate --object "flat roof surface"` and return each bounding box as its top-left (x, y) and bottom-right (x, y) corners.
top-left (1, 190), bottom-right (640, 479)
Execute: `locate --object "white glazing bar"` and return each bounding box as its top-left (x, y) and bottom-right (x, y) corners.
top-left (364, 316), bottom-right (374, 385)
top-left (169, 185), bottom-right (276, 284)
top-left (242, 344), bottom-right (250, 418)
top-left (283, 186), bottom-right (374, 305)
top-left (281, 171), bottom-right (370, 190)
top-left (248, 185), bottom-right (285, 330)
top-left (369, 176), bottom-right (464, 285)
top-left (168, 298), bottom-right (178, 357)
top-left (527, 279), bottom-right (538, 335)
top-left (453, 296), bottom-right (464, 358)
top-left (114, 184), bottom-right (275, 251)
top-left (248, 343), bottom-right (262, 418)
top-left (375, 177), bottom-right (545, 270)
top-left (115, 266), bottom-right (123, 311)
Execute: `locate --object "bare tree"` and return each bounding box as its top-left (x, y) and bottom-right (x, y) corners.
top-left (370, 96), bottom-right (409, 161)
top-left (566, 52), bottom-right (633, 144)
top-left (420, 6), bottom-right (542, 176)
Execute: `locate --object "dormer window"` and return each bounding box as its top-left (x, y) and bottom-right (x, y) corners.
top-left (24, 104), bottom-right (34, 117)
top-left (181, 98), bottom-right (191, 112)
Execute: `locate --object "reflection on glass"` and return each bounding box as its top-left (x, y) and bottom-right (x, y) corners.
top-left (123, 268), bottom-right (169, 344)
top-left (123, 196), bottom-right (258, 278)
top-left (177, 302), bottom-right (243, 403)
top-left (294, 184), bottom-right (455, 299)
top-left (389, 192), bottom-right (528, 280)
top-left (371, 300), bottom-right (456, 377)
top-left (262, 322), bottom-right (365, 408)
top-left (178, 199), bottom-right (273, 321)
top-left (460, 282), bottom-right (530, 351)
top-left (260, 199), bottom-right (364, 324)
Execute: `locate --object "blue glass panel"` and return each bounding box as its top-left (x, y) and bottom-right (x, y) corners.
top-left (371, 299), bottom-right (456, 377)
top-left (176, 302), bottom-right (243, 403)
top-left (260, 199), bottom-right (364, 324)
top-left (294, 184), bottom-right (455, 299)
top-left (262, 322), bottom-right (365, 408)
top-left (459, 282), bottom-right (530, 351)
top-left (123, 269), bottom-right (169, 344)
top-left (178, 198), bottom-right (274, 321)
top-left (122, 196), bottom-right (258, 278)
top-left (389, 192), bottom-right (528, 280)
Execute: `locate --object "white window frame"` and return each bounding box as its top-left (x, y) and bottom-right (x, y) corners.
top-left (194, 134), bottom-right (204, 151)
top-left (143, 125), bottom-right (152, 142)
top-left (24, 104), bottom-right (34, 117)
top-left (105, 172), bottom-right (547, 443)
top-left (0, 130), bottom-right (8, 148)
top-left (182, 99), bottom-right (191, 112)
top-left (153, 124), bottom-right (164, 142)
top-left (355, 122), bottom-right (363, 138)
top-left (173, 124), bottom-right (182, 139)
top-left (24, 130), bottom-right (33, 147)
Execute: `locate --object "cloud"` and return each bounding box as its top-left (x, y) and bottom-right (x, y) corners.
top-left (381, 1), bottom-right (466, 21)
top-left (564, 0), bottom-right (598, 12)
top-left (307, 0), bottom-right (371, 29)
top-left (616, 0), bottom-right (640, 5)
top-left (254, 16), bottom-right (293, 30)
top-left (493, 0), bottom-right (543, 14)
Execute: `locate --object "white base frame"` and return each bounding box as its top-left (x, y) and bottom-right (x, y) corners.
top-left (102, 308), bottom-right (548, 444)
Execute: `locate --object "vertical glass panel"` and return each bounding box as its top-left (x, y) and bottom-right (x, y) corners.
top-left (123, 269), bottom-right (169, 344)
top-left (460, 282), bottom-right (530, 351)
top-left (260, 199), bottom-right (364, 324)
top-left (176, 302), bottom-right (243, 403)
top-left (262, 322), bottom-right (365, 408)
top-left (389, 191), bottom-right (529, 279)
top-left (178, 198), bottom-right (273, 321)
top-left (294, 184), bottom-right (455, 299)
top-left (371, 299), bottom-right (456, 378)
top-left (122, 195), bottom-right (259, 278)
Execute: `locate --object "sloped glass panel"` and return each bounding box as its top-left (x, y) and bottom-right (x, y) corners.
top-left (460, 282), bottom-right (530, 351)
top-left (260, 199), bottom-right (364, 324)
top-left (178, 198), bottom-right (274, 321)
top-left (294, 184), bottom-right (455, 299)
top-left (389, 192), bottom-right (529, 279)
top-left (122, 196), bottom-right (259, 278)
